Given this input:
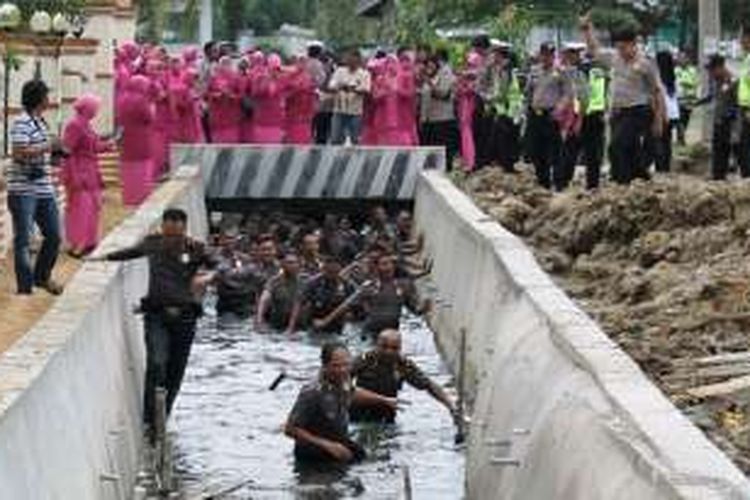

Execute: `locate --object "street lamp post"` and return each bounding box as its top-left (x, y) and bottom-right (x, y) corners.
top-left (0, 2), bottom-right (21, 156)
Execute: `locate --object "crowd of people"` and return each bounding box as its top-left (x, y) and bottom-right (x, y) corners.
top-left (92, 205), bottom-right (458, 465)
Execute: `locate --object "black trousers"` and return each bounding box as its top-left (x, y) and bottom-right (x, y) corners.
top-left (473, 99), bottom-right (495, 169)
top-left (644, 120), bottom-right (674, 174)
top-left (421, 119), bottom-right (460, 171)
top-left (143, 310), bottom-right (197, 427)
top-left (526, 111), bottom-right (561, 189)
top-left (314, 111), bottom-right (333, 145)
top-left (609, 105), bottom-right (653, 184)
top-left (713, 119), bottom-right (735, 180)
top-left (739, 111), bottom-right (750, 178)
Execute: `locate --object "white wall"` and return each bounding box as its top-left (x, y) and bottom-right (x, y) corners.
top-left (0, 165), bottom-right (206, 500)
top-left (414, 171), bottom-right (750, 500)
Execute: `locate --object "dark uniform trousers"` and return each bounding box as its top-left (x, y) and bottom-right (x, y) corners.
top-left (713, 118), bottom-right (735, 180)
top-left (473, 98), bottom-right (495, 169)
top-left (143, 310), bottom-right (198, 427)
top-left (558, 111), bottom-right (605, 190)
top-left (609, 105), bottom-right (653, 184)
top-left (738, 111), bottom-right (750, 178)
top-left (421, 119), bottom-right (460, 171)
top-left (527, 109), bottom-right (561, 189)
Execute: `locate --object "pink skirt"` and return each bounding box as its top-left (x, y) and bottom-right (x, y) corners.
top-left (65, 189), bottom-right (102, 250)
top-left (285, 123), bottom-right (312, 145)
top-left (252, 125), bottom-right (284, 144)
top-left (120, 159), bottom-right (154, 207)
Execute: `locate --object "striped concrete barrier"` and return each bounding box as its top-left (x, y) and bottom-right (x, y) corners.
top-left (171, 144), bottom-right (446, 201)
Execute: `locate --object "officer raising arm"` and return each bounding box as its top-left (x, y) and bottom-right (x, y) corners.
top-left (580, 13), bottom-right (665, 184)
top-left (89, 208), bottom-right (216, 440)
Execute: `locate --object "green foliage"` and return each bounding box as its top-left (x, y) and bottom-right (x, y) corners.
top-left (589, 6), bottom-right (640, 34)
top-left (17, 0), bottom-right (85, 20)
top-left (314, 0), bottom-right (370, 49)
top-left (488, 4), bottom-right (535, 50)
top-left (394, 0), bottom-right (436, 46)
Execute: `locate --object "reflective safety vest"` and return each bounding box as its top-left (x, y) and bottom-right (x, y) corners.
top-left (739, 55), bottom-right (750, 108)
top-left (587, 68), bottom-right (606, 114)
top-left (676, 66), bottom-right (698, 101)
top-left (507, 72), bottom-right (524, 121)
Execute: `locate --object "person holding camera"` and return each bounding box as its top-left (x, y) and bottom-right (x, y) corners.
top-left (6, 80), bottom-right (63, 295)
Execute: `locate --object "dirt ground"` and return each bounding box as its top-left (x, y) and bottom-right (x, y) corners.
top-left (0, 186), bottom-right (131, 353)
top-left (459, 167), bottom-right (750, 473)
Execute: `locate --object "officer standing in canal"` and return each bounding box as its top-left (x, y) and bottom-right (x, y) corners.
top-left (91, 208), bottom-right (216, 439)
top-left (284, 342), bottom-right (398, 465)
top-left (350, 329), bottom-right (458, 424)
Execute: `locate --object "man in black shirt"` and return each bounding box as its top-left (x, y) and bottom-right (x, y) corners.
top-left (351, 329), bottom-right (457, 423)
top-left (284, 342), bottom-right (397, 464)
top-left (92, 208), bottom-right (215, 436)
top-left (359, 253), bottom-right (429, 337)
top-left (301, 255), bottom-right (356, 334)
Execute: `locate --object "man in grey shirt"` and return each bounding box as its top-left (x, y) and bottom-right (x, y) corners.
top-left (525, 42), bottom-right (574, 189)
top-left (419, 49), bottom-right (459, 169)
top-left (581, 15), bottom-right (665, 184)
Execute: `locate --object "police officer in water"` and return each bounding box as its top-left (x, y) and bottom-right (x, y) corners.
top-left (90, 208), bottom-right (217, 440)
top-left (284, 342), bottom-right (398, 465)
top-left (350, 329), bottom-right (458, 424)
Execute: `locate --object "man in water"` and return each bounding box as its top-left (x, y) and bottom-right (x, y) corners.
top-left (91, 208), bottom-right (216, 438)
top-left (214, 238), bottom-right (262, 319)
top-left (359, 253), bottom-right (430, 337)
top-left (256, 252), bottom-right (303, 333)
top-left (285, 342), bottom-right (397, 464)
top-left (351, 329), bottom-right (458, 423)
top-left (301, 254), bottom-right (356, 334)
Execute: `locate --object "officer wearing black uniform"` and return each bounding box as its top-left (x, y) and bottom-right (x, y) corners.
top-left (350, 329), bottom-right (457, 424)
top-left (94, 208), bottom-right (216, 435)
top-left (284, 342), bottom-right (397, 465)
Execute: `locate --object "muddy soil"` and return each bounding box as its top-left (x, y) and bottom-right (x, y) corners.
top-left (459, 168), bottom-right (750, 473)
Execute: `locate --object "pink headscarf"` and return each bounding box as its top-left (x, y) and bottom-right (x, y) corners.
top-left (119, 41), bottom-right (140, 61)
top-left (467, 51), bottom-right (482, 68)
top-left (73, 94), bottom-right (101, 121)
top-left (127, 75), bottom-right (152, 95)
top-left (181, 46), bottom-right (200, 66)
top-left (267, 53), bottom-right (282, 71)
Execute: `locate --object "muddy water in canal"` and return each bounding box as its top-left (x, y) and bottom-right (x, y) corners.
top-left (171, 297), bottom-right (465, 499)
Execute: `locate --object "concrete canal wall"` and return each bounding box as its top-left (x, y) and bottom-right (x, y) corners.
top-left (0, 166), bottom-right (206, 500)
top-left (414, 170), bottom-right (750, 500)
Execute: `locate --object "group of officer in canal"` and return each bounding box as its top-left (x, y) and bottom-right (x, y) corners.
top-left (91, 205), bottom-right (459, 466)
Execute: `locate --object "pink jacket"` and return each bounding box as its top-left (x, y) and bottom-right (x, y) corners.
top-left (120, 76), bottom-right (156, 162)
top-left (62, 95), bottom-right (109, 192)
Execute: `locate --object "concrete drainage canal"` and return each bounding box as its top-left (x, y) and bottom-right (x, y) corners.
top-left (2, 145), bottom-right (750, 499)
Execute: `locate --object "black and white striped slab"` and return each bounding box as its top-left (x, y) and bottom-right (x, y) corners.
top-left (171, 145), bottom-right (446, 201)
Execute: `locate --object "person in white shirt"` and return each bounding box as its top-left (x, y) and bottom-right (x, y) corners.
top-left (328, 49), bottom-right (371, 145)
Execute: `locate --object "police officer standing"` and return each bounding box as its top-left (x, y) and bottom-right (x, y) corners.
top-left (676, 52), bottom-right (699, 145)
top-left (557, 43), bottom-right (589, 191)
top-left (91, 208), bottom-right (216, 438)
top-left (581, 15), bottom-right (665, 185)
top-left (525, 42), bottom-right (574, 189)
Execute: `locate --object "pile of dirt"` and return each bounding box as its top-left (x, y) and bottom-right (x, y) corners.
top-left (459, 168), bottom-right (750, 473)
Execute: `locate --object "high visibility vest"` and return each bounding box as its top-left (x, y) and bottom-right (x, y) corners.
top-left (739, 55), bottom-right (750, 108)
top-left (507, 73), bottom-right (524, 121)
top-left (676, 66), bottom-right (698, 100)
top-left (587, 69), bottom-right (606, 114)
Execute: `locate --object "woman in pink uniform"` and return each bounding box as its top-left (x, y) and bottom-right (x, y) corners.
top-left (176, 68), bottom-right (204, 143)
top-left (457, 52), bottom-right (482, 171)
top-left (250, 53), bottom-right (286, 144)
top-left (206, 57), bottom-right (242, 143)
top-left (360, 58), bottom-right (384, 145)
top-left (119, 75), bottom-right (156, 206)
top-left (146, 58), bottom-right (171, 181)
top-left (396, 52), bottom-right (419, 146)
top-left (61, 95), bottom-right (114, 257)
top-left (372, 56), bottom-right (402, 145)
top-left (284, 57), bottom-right (317, 145)
top-left (239, 51), bottom-right (266, 143)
